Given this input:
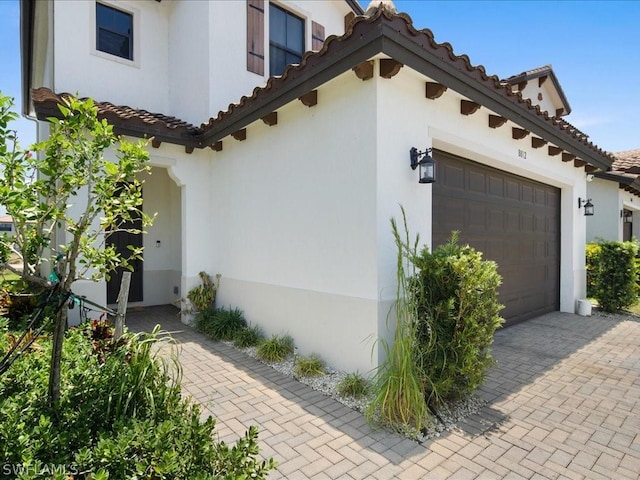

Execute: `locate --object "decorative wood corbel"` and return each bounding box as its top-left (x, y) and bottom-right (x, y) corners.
top-left (379, 59), bottom-right (403, 79)
top-left (512, 127), bottom-right (529, 140)
top-left (261, 112), bottom-right (278, 126)
top-left (353, 61), bottom-right (374, 81)
top-left (548, 146), bottom-right (562, 156)
top-left (232, 129), bottom-right (247, 141)
top-left (531, 137), bottom-right (547, 148)
top-left (488, 115), bottom-right (507, 129)
top-left (460, 100), bottom-right (481, 116)
top-left (211, 141), bottom-right (223, 151)
top-left (425, 82), bottom-right (447, 99)
top-left (299, 90), bottom-right (318, 107)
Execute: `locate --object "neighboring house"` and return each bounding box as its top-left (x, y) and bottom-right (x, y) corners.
top-left (587, 149), bottom-right (640, 242)
top-left (21, 0), bottom-right (615, 373)
top-left (0, 216), bottom-right (14, 236)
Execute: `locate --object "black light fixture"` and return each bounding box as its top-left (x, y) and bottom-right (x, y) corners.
top-left (622, 210), bottom-right (633, 223)
top-left (578, 197), bottom-right (594, 216)
top-left (410, 147), bottom-right (436, 184)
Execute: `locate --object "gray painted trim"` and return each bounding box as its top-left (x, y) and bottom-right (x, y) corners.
top-left (20, 0), bottom-right (34, 117)
top-left (345, 0), bottom-right (364, 15)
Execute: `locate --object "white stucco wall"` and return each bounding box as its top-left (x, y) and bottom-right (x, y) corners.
top-left (206, 0), bottom-right (353, 118)
top-left (587, 178), bottom-right (640, 242)
top-left (137, 166), bottom-right (182, 307)
top-left (52, 0), bottom-right (170, 113)
top-left (521, 80), bottom-right (564, 118)
top-left (210, 71), bottom-right (380, 374)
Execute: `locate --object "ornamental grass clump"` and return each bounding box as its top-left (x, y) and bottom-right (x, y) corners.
top-left (195, 306), bottom-right (247, 341)
top-left (336, 372), bottom-right (369, 399)
top-left (233, 324), bottom-right (264, 348)
top-left (293, 354), bottom-right (326, 378)
top-left (256, 335), bottom-right (294, 362)
top-left (366, 210), bottom-right (431, 435)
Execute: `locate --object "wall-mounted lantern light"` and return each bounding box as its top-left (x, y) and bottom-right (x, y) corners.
top-left (578, 197), bottom-right (594, 216)
top-left (622, 209), bottom-right (633, 223)
top-left (410, 147), bottom-right (436, 184)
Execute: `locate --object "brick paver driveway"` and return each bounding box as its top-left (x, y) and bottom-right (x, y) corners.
top-left (128, 307), bottom-right (640, 479)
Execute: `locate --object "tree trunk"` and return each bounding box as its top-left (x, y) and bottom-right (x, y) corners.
top-left (47, 303), bottom-right (68, 406)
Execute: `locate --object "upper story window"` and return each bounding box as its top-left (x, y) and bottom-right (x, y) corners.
top-left (96, 2), bottom-right (133, 61)
top-left (0, 223), bottom-right (12, 232)
top-left (269, 4), bottom-right (304, 77)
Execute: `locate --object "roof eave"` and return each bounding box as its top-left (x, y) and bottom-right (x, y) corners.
top-left (201, 17), bottom-right (611, 171)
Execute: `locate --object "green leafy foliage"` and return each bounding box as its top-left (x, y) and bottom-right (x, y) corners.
top-left (294, 354), bottom-right (327, 377)
top-left (0, 324), bottom-right (276, 478)
top-left (336, 372), bottom-right (369, 398)
top-left (585, 242), bottom-right (601, 298)
top-left (587, 240), bottom-right (639, 312)
top-left (0, 92), bottom-right (153, 404)
top-left (411, 232), bottom-right (504, 406)
top-left (233, 324), bottom-right (264, 348)
top-left (256, 334), bottom-right (294, 362)
top-left (195, 306), bottom-right (247, 341)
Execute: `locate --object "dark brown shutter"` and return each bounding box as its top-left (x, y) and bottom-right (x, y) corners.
top-left (247, 0), bottom-right (264, 75)
top-left (311, 21), bottom-right (325, 50)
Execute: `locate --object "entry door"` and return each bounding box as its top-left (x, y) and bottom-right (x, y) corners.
top-left (106, 213), bottom-right (143, 304)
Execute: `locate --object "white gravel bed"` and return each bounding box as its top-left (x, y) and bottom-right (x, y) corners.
top-left (221, 340), bottom-right (487, 443)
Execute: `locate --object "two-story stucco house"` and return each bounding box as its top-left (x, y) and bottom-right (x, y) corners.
top-left (21, 0), bottom-right (615, 373)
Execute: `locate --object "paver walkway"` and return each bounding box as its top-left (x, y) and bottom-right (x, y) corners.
top-left (128, 307), bottom-right (640, 479)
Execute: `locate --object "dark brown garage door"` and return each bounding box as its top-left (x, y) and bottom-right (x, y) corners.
top-left (432, 150), bottom-right (560, 325)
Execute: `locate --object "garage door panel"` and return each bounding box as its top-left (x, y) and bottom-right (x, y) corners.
top-left (433, 150), bottom-right (560, 325)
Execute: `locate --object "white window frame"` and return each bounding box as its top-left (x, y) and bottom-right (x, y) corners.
top-left (91, 0), bottom-right (140, 68)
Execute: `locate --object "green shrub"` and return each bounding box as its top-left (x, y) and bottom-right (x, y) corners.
top-left (411, 232), bottom-right (504, 406)
top-left (256, 334), bottom-right (294, 362)
top-left (588, 240), bottom-right (639, 312)
top-left (195, 306), bottom-right (247, 341)
top-left (294, 354), bottom-right (326, 377)
top-left (233, 324), bottom-right (264, 348)
top-left (585, 242), bottom-right (601, 298)
top-left (0, 324), bottom-right (276, 478)
top-left (337, 372), bottom-right (369, 398)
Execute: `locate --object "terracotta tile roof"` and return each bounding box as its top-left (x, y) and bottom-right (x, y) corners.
top-left (612, 149), bottom-right (640, 173)
top-left (31, 87), bottom-right (201, 148)
top-left (31, 5), bottom-right (615, 171)
top-left (0, 216), bottom-right (13, 223)
top-left (196, 7), bottom-right (612, 169)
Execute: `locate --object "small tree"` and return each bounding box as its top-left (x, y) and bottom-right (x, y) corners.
top-left (0, 92), bottom-right (152, 404)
